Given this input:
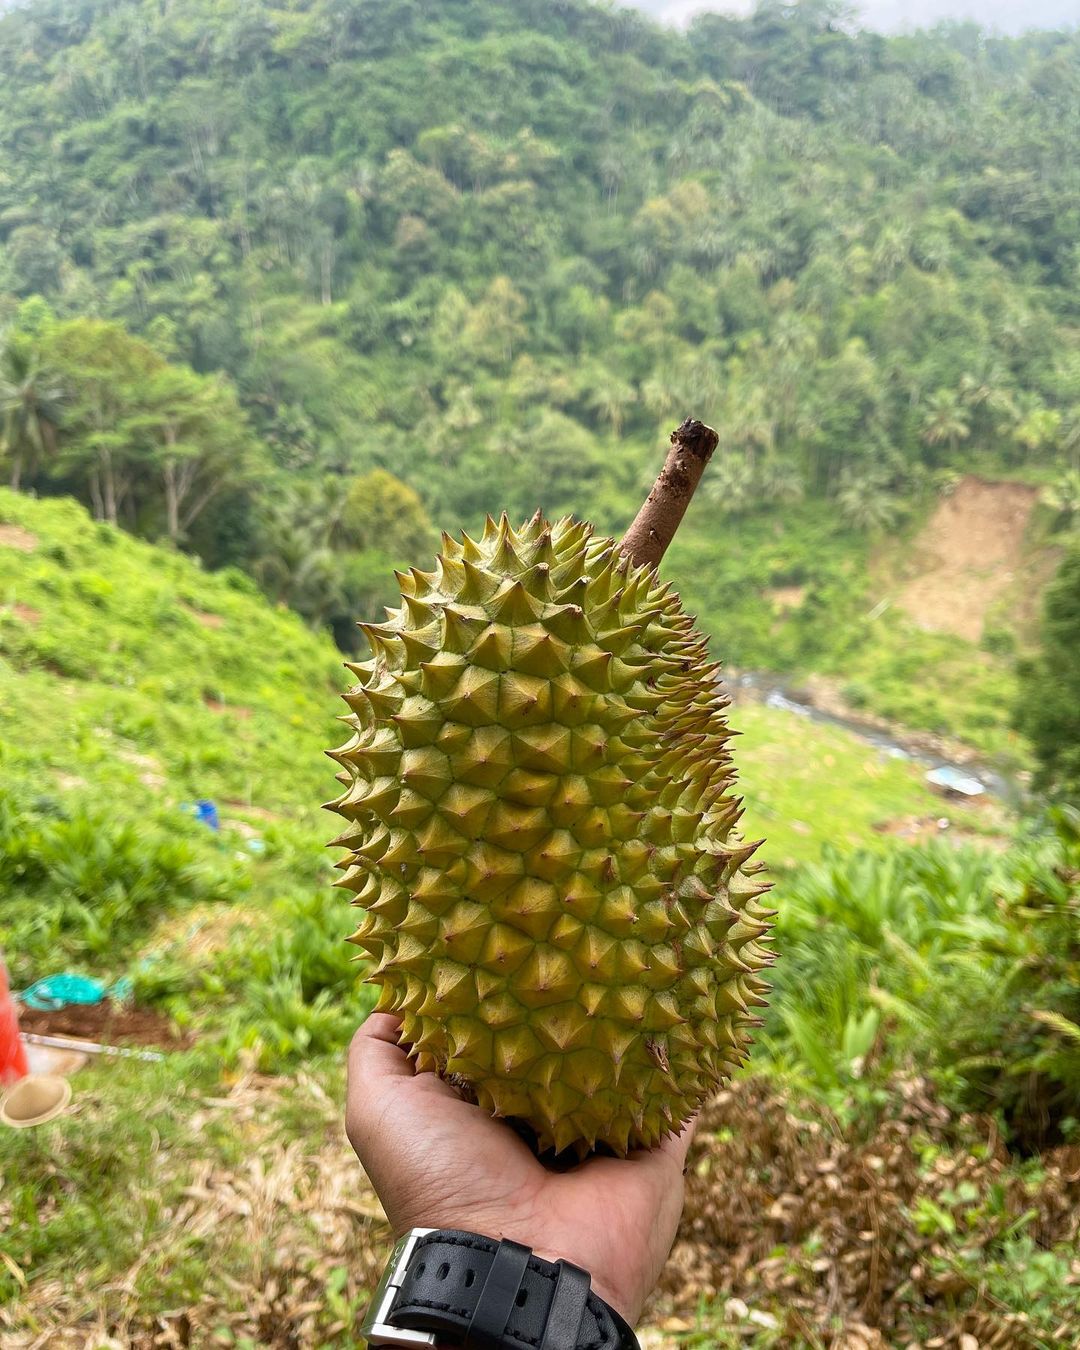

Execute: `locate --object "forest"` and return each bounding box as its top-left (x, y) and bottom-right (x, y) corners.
top-left (1, 1), bottom-right (1080, 1346)
top-left (2, 0), bottom-right (1079, 615)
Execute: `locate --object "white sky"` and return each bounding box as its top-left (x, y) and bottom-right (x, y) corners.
top-left (635, 0), bottom-right (1080, 34)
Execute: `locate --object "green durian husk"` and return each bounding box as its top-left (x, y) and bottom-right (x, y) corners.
top-left (328, 512), bottom-right (773, 1157)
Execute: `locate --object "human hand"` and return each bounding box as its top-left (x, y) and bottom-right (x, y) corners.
top-left (346, 1013), bottom-right (695, 1326)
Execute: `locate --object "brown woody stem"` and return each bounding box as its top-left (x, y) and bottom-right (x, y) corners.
top-left (619, 417), bottom-right (719, 571)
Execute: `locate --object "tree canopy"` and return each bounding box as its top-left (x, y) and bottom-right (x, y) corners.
top-left (0, 0), bottom-right (1078, 644)
top-left (1, 0), bottom-right (1078, 513)
top-left (1016, 547), bottom-right (1080, 803)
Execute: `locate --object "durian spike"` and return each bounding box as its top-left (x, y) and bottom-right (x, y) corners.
top-left (619, 417), bottom-right (719, 572)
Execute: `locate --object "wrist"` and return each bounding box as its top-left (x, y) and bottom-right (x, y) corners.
top-left (524, 1244), bottom-right (635, 1325)
top-left (364, 1227), bottom-right (639, 1349)
top-left (588, 1281), bottom-right (638, 1328)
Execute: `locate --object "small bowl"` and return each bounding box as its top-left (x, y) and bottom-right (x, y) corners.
top-left (0, 1074), bottom-right (72, 1128)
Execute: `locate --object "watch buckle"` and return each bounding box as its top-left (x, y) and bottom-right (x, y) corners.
top-left (361, 1228), bottom-right (438, 1348)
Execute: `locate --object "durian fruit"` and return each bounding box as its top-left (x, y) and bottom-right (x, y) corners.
top-left (328, 433), bottom-right (773, 1156)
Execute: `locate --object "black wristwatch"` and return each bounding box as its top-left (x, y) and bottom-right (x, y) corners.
top-left (362, 1228), bottom-right (641, 1350)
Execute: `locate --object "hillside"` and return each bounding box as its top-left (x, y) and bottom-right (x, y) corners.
top-left (3, 2), bottom-right (1080, 1339)
top-left (0, 487), bottom-right (346, 984)
top-left (1, 0), bottom-right (1076, 764)
top-left (0, 491), bottom-right (342, 814)
top-left (0, 484), bottom-right (999, 905)
top-left (3, 489), bottom-right (1079, 1348)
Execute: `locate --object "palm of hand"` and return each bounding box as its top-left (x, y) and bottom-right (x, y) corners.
top-left (347, 1014), bottom-right (694, 1325)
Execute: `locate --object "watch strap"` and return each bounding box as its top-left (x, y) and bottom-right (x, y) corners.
top-left (386, 1229), bottom-right (639, 1350)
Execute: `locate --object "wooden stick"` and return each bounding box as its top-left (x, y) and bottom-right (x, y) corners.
top-left (619, 417), bottom-right (719, 571)
top-left (21, 1032), bottom-right (165, 1063)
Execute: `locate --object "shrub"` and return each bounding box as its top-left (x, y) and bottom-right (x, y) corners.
top-left (0, 787), bottom-right (249, 979)
top-left (766, 816), bottom-right (1080, 1147)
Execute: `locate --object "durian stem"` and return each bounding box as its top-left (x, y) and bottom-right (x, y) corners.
top-left (619, 417), bottom-right (719, 571)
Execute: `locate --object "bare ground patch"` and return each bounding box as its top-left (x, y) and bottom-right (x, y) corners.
top-left (767, 584), bottom-right (806, 614)
top-left (181, 602), bottom-right (225, 629)
top-left (8, 602), bottom-right (41, 625)
top-left (0, 523), bottom-right (38, 552)
top-left (871, 812), bottom-right (1010, 851)
top-left (896, 477), bottom-right (1038, 642)
top-left (16, 1001), bottom-right (190, 1050)
top-left (205, 696), bottom-right (252, 719)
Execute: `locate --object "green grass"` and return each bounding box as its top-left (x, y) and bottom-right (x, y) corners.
top-left (668, 499), bottom-right (868, 676)
top-left (669, 496), bottom-right (1028, 766)
top-left (833, 618), bottom-right (1023, 762)
top-left (733, 701), bottom-right (1005, 869)
top-left (6, 486), bottom-right (1073, 1349)
top-left (0, 489), bottom-right (344, 812)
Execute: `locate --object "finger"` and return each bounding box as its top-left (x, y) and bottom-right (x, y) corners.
top-left (346, 1014), bottom-right (467, 1135)
top-left (348, 1014), bottom-right (416, 1087)
top-left (654, 1113), bottom-right (698, 1169)
top-left (624, 1114), bottom-right (698, 1179)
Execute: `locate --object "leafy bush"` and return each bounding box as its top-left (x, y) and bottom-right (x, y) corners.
top-left (1016, 545), bottom-right (1080, 802)
top-left (208, 888), bottom-right (376, 1068)
top-left (0, 787), bottom-right (249, 979)
top-left (764, 843), bottom-right (997, 1111)
top-left (924, 807), bottom-right (1080, 1146)
top-left (767, 815), bottom-right (1080, 1146)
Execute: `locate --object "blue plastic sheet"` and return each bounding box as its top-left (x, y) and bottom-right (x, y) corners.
top-left (17, 973), bottom-right (132, 1011)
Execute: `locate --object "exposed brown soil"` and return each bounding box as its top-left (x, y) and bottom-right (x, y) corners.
top-left (17, 1001), bottom-right (190, 1049)
top-left (0, 523), bottom-right (38, 552)
top-left (872, 813), bottom-right (1010, 851)
top-left (767, 584), bottom-right (807, 614)
top-left (9, 603), bottom-right (41, 625)
top-left (896, 477), bottom-right (1038, 642)
top-left (181, 603), bottom-right (224, 629)
top-left (204, 696), bottom-right (252, 719)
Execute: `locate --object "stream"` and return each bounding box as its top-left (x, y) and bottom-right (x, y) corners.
top-left (725, 671), bottom-right (1019, 806)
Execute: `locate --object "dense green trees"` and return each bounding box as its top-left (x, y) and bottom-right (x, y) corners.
top-left (1, 0), bottom-right (1079, 687)
top-left (1015, 547), bottom-right (1080, 803)
top-left (0, 0), bottom-right (1077, 540)
top-left (1, 307), bottom-right (259, 535)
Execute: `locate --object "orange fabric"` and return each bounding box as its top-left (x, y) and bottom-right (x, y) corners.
top-left (0, 955), bottom-right (29, 1084)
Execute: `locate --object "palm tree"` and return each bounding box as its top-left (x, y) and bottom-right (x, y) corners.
top-left (759, 455), bottom-right (805, 504)
top-left (0, 332), bottom-right (65, 491)
top-left (702, 452), bottom-right (756, 518)
top-left (1042, 471), bottom-right (1080, 531)
top-left (252, 483), bottom-right (345, 627)
top-left (919, 389), bottom-right (970, 459)
top-left (836, 467), bottom-right (900, 533)
top-left (581, 368), bottom-right (636, 440)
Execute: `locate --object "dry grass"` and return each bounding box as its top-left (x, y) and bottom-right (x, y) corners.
top-left (4, 1071), bottom-right (1078, 1349)
top-left (661, 1077), bottom-right (1080, 1348)
top-left (1, 1071), bottom-right (389, 1350)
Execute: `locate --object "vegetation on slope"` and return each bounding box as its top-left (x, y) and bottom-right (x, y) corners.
top-left (1, 486), bottom-right (993, 980)
top-left (2, 0), bottom-right (1080, 1340)
top-left (3, 487), bottom-right (1079, 1344)
top-left (1017, 543), bottom-right (1080, 802)
top-left (2, 0), bottom-right (1077, 758)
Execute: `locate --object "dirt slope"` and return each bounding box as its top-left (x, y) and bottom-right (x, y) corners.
top-left (896, 477), bottom-right (1038, 641)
